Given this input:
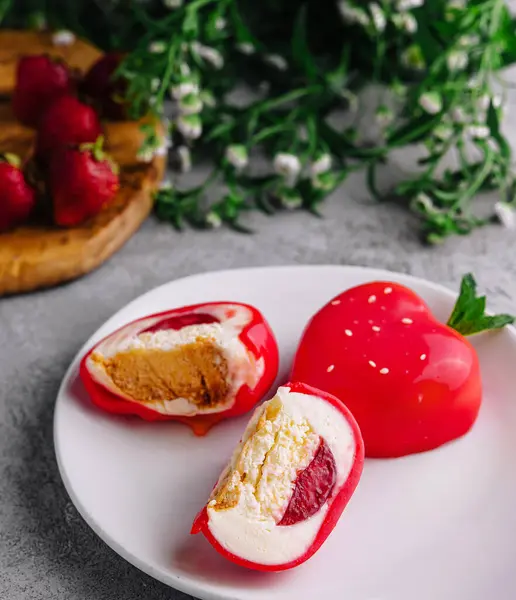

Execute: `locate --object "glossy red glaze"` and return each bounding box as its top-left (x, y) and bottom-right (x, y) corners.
top-left (279, 438), bottom-right (336, 526)
top-left (191, 381), bottom-right (364, 571)
top-left (80, 302), bottom-right (279, 435)
top-left (291, 281), bottom-right (482, 458)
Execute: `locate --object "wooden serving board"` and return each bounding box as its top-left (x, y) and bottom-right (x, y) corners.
top-left (0, 31), bottom-right (166, 296)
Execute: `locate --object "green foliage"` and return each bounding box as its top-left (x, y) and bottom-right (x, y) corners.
top-left (3, 0), bottom-right (516, 241)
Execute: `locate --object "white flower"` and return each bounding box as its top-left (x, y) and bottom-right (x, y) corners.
top-left (467, 124), bottom-right (490, 139)
top-left (452, 106), bottom-right (468, 123)
top-left (494, 202), bottom-right (516, 229)
top-left (170, 81), bottom-right (199, 99)
top-left (392, 13), bottom-right (417, 34)
top-left (369, 3), bottom-right (386, 32)
top-left (225, 145), bottom-right (249, 170)
top-left (179, 63), bottom-right (191, 76)
top-left (52, 30), bottom-right (76, 46)
top-left (163, 0), bottom-right (182, 7)
top-left (206, 211), bottom-right (222, 228)
top-left (338, 3), bottom-right (370, 27)
top-left (396, 0), bottom-right (424, 9)
top-left (447, 51), bottom-right (468, 71)
top-left (151, 78), bottom-right (161, 92)
top-left (191, 42), bottom-right (224, 69)
top-left (215, 17), bottom-right (227, 31)
top-left (264, 54), bottom-right (288, 71)
top-left (177, 114), bottom-right (202, 139)
top-left (310, 154), bottom-right (332, 176)
top-left (459, 34), bottom-right (480, 47)
top-left (419, 92), bottom-right (442, 115)
top-left (274, 153), bottom-right (301, 187)
top-left (149, 40), bottom-right (167, 54)
top-left (178, 93), bottom-right (203, 115)
top-left (236, 42), bottom-right (256, 55)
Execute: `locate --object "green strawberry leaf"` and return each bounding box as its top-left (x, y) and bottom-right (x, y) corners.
top-left (447, 274), bottom-right (515, 336)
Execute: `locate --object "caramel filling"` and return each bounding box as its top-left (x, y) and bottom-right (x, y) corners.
top-left (96, 339), bottom-right (229, 407)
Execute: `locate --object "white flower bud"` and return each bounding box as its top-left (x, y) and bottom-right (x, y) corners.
top-left (447, 51), bottom-right (468, 71)
top-left (396, 0), bottom-right (424, 9)
top-left (137, 147), bottom-right (155, 163)
top-left (149, 40), bottom-right (167, 54)
top-left (265, 54), bottom-right (288, 71)
top-left (466, 125), bottom-right (490, 139)
top-left (215, 17), bottom-right (227, 31)
top-left (151, 78), bottom-right (161, 92)
top-left (225, 145), bottom-right (249, 170)
top-left (274, 153), bottom-right (301, 187)
top-left (154, 134), bottom-right (172, 157)
top-left (177, 114), bottom-right (202, 139)
top-left (206, 211), bottom-right (222, 229)
top-left (52, 30), bottom-right (76, 46)
top-left (369, 3), bottom-right (386, 32)
top-left (163, 0), bottom-right (182, 7)
top-left (494, 202), bottom-right (516, 229)
top-left (452, 106), bottom-right (468, 123)
top-left (236, 42), bottom-right (256, 55)
top-left (392, 13), bottom-right (417, 34)
top-left (191, 42), bottom-right (224, 69)
top-left (178, 93), bottom-right (203, 115)
top-left (419, 92), bottom-right (442, 115)
top-left (310, 154), bottom-right (332, 176)
top-left (170, 81), bottom-right (199, 99)
top-left (338, 3), bottom-right (370, 26)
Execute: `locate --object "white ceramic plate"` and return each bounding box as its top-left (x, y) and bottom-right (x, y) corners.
top-left (54, 266), bottom-right (516, 600)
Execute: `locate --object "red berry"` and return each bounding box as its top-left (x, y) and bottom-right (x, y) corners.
top-left (81, 53), bottom-right (128, 120)
top-left (0, 156), bottom-right (36, 231)
top-left (36, 96), bottom-right (102, 161)
top-left (13, 55), bottom-right (74, 128)
top-left (49, 137), bottom-right (120, 227)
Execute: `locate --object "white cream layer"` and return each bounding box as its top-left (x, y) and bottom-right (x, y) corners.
top-left (206, 386), bottom-right (357, 565)
top-left (86, 305), bottom-right (264, 415)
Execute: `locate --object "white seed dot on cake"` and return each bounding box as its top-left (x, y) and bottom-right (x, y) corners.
top-left (345, 329), bottom-right (353, 337)
top-left (331, 300), bottom-right (341, 306)
top-left (372, 325), bottom-right (381, 332)
top-left (379, 367), bottom-right (389, 374)
top-left (402, 318), bottom-right (413, 324)
top-left (327, 364), bottom-right (335, 372)
top-left (369, 360), bottom-right (377, 368)
top-left (384, 287), bottom-right (393, 294)
top-left (420, 354), bottom-right (427, 360)
top-left (368, 295), bottom-right (376, 304)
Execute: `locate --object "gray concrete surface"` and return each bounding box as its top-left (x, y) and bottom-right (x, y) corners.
top-left (1, 179), bottom-right (515, 600)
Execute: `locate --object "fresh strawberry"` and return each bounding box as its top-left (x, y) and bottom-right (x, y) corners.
top-left (36, 95), bottom-right (102, 161)
top-left (0, 154), bottom-right (37, 231)
top-left (81, 53), bottom-right (128, 120)
top-left (13, 55), bottom-right (74, 127)
top-left (49, 136), bottom-right (119, 227)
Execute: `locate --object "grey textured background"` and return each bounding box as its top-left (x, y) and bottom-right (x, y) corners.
top-left (3, 63), bottom-right (516, 600)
